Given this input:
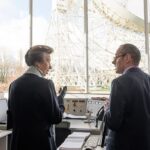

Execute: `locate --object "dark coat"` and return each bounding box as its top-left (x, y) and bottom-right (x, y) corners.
top-left (7, 73), bottom-right (64, 150)
top-left (105, 67), bottom-right (150, 150)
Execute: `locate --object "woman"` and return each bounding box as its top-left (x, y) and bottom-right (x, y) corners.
top-left (7, 45), bottom-right (65, 150)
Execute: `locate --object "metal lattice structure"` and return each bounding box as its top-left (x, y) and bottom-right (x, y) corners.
top-left (45, 0), bottom-right (148, 92)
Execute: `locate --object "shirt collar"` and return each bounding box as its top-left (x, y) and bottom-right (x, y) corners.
top-left (123, 65), bottom-right (138, 74)
top-left (25, 66), bottom-right (44, 77)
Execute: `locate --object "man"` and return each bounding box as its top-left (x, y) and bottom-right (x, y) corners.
top-left (7, 45), bottom-right (65, 150)
top-left (105, 43), bottom-right (150, 150)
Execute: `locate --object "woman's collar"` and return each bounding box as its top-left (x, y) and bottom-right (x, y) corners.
top-left (25, 66), bottom-right (44, 77)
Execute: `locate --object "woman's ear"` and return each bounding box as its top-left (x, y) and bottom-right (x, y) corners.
top-left (34, 62), bottom-right (40, 68)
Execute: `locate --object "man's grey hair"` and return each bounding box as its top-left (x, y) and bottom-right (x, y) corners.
top-left (119, 43), bottom-right (141, 65)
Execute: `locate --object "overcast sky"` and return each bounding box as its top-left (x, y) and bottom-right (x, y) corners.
top-left (0, 0), bottom-right (52, 57)
top-left (0, 0), bottom-right (148, 56)
top-left (0, 0), bottom-right (52, 21)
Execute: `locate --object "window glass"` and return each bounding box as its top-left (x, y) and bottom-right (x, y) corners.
top-left (46, 0), bottom-right (149, 93)
top-left (46, 0), bottom-right (86, 92)
top-left (88, 0), bottom-right (148, 93)
top-left (32, 0), bottom-right (51, 45)
top-left (0, 0), bottom-right (29, 93)
top-left (0, 0), bottom-right (149, 94)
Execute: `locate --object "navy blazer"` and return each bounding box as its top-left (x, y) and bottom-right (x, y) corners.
top-left (105, 67), bottom-right (150, 150)
top-left (7, 73), bottom-right (64, 150)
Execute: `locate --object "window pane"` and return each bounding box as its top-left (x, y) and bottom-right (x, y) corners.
top-left (32, 0), bottom-right (51, 45)
top-left (0, 0), bottom-right (29, 93)
top-left (88, 0), bottom-right (148, 93)
top-left (46, 0), bottom-right (86, 92)
top-left (0, 0), bottom-right (149, 94)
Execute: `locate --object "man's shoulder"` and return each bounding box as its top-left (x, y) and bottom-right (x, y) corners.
top-left (113, 68), bottom-right (150, 85)
top-left (112, 73), bottom-right (132, 84)
top-left (113, 74), bottom-right (125, 81)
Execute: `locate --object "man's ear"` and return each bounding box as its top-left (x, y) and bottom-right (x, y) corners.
top-left (125, 53), bottom-right (132, 64)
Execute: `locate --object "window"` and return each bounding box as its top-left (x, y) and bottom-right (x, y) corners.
top-left (0, 0), bottom-right (149, 94)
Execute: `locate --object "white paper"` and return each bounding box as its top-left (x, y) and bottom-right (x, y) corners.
top-left (59, 132), bottom-right (90, 150)
top-left (63, 112), bottom-right (87, 119)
